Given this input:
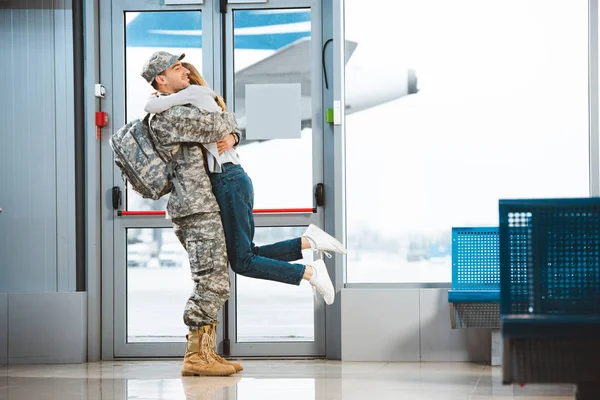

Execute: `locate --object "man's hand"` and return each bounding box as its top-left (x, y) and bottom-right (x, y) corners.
top-left (217, 133), bottom-right (236, 154)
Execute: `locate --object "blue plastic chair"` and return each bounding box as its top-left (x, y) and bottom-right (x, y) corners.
top-left (499, 198), bottom-right (600, 397)
top-left (448, 227), bottom-right (500, 328)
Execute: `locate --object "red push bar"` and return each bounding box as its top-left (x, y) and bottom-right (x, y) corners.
top-left (253, 208), bottom-right (316, 214)
top-left (118, 211), bottom-right (165, 216)
top-left (118, 208), bottom-right (316, 216)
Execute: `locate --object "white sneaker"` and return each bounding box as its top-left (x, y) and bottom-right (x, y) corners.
top-left (309, 259), bottom-right (335, 305)
top-left (303, 224), bottom-right (347, 258)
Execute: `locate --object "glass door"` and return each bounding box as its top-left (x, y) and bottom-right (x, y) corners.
top-left (101, 0), bottom-right (327, 358)
top-left (102, 0), bottom-right (217, 358)
top-left (222, 0), bottom-right (325, 357)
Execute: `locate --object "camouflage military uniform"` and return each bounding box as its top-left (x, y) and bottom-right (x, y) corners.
top-left (172, 211), bottom-right (229, 329)
top-left (150, 106), bottom-right (239, 219)
top-left (150, 105), bottom-right (239, 329)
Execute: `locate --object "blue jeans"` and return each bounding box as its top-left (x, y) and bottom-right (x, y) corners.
top-left (209, 163), bottom-right (306, 285)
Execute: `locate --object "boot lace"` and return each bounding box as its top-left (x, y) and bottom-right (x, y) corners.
top-left (201, 330), bottom-right (218, 363)
top-left (209, 328), bottom-right (226, 362)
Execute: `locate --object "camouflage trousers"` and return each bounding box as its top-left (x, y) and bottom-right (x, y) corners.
top-left (172, 212), bottom-right (230, 330)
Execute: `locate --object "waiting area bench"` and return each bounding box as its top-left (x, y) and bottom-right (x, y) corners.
top-left (500, 198), bottom-right (600, 400)
top-left (448, 227), bottom-right (501, 364)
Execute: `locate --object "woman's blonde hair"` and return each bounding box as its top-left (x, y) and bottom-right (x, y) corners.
top-left (182, 62), bottom-right (227, 112)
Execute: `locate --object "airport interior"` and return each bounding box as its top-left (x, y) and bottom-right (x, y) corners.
top-left (2, 0), bottom-right (600, 399)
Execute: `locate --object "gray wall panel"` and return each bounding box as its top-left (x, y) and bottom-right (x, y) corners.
top-left (54, 1), bottom-right (76, 292)
top-left (8, 293), bottom-right (86, 364)
top-left (0, 294), bottom-right (7, 364)
top-left (0, 1), bottom-right (75, 294)
top-left (419, 289), bottom-right (491, 362)
top-left (0, 11), bottom-right (10, 294)
top-left (341, 289), bottom-right (420, 361)
top-left (342, 288), bottom-right (492, 362)
top-left (0, 4), bottom-right (59, 293)
top-left (0, 0), bottom-right (80, 365)
top-left (0, 9), bottom-right (16, 292)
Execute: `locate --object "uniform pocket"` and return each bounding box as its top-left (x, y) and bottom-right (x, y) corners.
top-left (187, 239), bottom-right (215, 277)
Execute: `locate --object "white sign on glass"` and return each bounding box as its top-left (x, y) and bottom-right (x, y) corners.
top-left (245, 83), bottom-right (302, 140)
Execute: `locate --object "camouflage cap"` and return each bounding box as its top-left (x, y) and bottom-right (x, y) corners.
top-left (141, 51), bottom-right (186, 84)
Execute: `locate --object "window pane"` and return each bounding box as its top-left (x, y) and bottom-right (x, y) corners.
top-left (127, 228), bottom-right (189, 342)
top-left (233, 9), bottom-right (313, 209)
top-left (124, 11), bottom-right (203, 211)
top-left (345, 0), bottom-right (589, 283)
top-left (236, 226), bottom-right (314, 342)
top-left (127, 226), bottom-right (315, 343)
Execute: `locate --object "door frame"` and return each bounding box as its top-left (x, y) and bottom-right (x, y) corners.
top-left (100, 0), bottom-right (218, 359)
top-left (221, 0), bottom-right (325, 358)
top-left (100, 0), bottom-right (330, 359)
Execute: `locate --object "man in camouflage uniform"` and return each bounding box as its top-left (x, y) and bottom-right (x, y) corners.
top-left (141, 51), bottom-right (242, 376)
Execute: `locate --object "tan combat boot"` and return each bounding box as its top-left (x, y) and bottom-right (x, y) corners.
top-left (181, 326), bottom-right (236, 376)
top-left (209, 323), bottom-right (244, 372)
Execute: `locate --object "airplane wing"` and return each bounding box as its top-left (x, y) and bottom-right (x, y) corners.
top-left (233, 38), bottom-right (358, 140)
top-left (234, 37), bottom-right (358, 100)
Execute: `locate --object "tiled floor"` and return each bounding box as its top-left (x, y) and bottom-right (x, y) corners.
top-left (0, 360), bottom-right (575, 399)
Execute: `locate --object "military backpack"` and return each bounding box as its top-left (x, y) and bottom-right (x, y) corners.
top-left (109, 114), bottom-right (174, 200)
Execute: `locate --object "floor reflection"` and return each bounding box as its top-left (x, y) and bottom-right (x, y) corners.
top-left (0, 361), bottom-right (574, 400)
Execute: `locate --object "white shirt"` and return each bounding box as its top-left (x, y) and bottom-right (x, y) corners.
top-left (144, 85), bottom-right (240, 173)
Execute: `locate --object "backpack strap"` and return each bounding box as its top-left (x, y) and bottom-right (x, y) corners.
top-left (146, 113), bottom-right (165, 161)
top-left (147, 113), bottom-right (185, 205)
